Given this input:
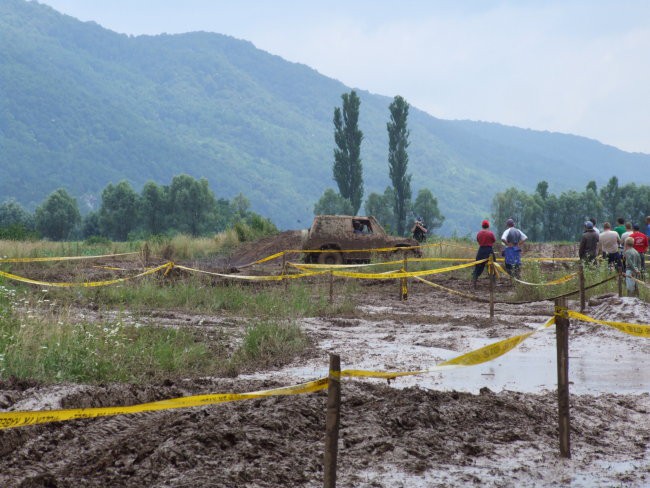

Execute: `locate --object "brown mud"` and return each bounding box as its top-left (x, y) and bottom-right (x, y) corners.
top-left (2, 238), bottom-right (650, 487)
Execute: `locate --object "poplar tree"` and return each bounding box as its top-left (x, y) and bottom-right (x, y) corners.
top-left (333, 90), bottom-right (364, 214)
top-left (387, 95), bottom-right (412, 235)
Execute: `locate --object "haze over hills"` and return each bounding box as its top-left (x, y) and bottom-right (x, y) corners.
top-left (2, 0), bottom-right (648, 234)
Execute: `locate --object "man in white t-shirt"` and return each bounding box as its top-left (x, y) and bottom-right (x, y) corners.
top-left (500, 218), bottom-right (528, 277)
top-left (599, 222), bottom-right (621, 270)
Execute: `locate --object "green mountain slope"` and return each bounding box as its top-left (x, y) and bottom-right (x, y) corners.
top-left (1, 0), bottom-right (648, 234)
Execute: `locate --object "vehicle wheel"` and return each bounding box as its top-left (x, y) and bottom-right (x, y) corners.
top-left (317, 250), bottom-right (343, 265)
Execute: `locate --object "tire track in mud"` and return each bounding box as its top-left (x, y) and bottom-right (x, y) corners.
top-left (1, 381), bottom-right (649, 487)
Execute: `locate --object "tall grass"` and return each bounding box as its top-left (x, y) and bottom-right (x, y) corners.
top-left (57, 278), bottom-right (340, 318)
top-left (225, 320), bottom-right (308, 376)
top-left (0, 285), bottom-right (308, 383)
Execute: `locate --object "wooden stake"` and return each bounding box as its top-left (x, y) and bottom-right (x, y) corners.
top-left (323, 354), bottom-right (341, 488)
top-left (401, 251), bottom-right (408, 301)
top-left (618, 272), bottom-right (623, 298)
top-left (329, 271), bottom-right (334, 305)
top-left (142, 242), bottom-right (150, 269)
top-left (282, 252), bottom-right (288, 292)
top-left (578, 262), bottom-right (585, 312)
top-left (555, 297), bottom-right (571, 459)
top-left (489, 254), bottom-right (495, 319)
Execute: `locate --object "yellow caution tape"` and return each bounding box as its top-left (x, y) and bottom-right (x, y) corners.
top-left (173, 264), bottom-right (328, 281)
top-left (288, 261), bottom-right (398, 270)
top-left (567, 310), bottom-right (650, 337)
top-left (331, 259), bottom-right (487, 280)
top-left (0, 252), bottom-right (140, 264)
top-left (493, 263), bottom-right (577, 286)
top-left (289, 256), bottom-right (477, 272)
top-left (439, 316), bottom-right (556, 366)
top-left (343, 317), bottom-right (556, 374)
top-left (247, 251), bottom-right (287, 266)
top-left (0, 378), bottom-right (328, 430)
top-left (0, 263), bottom-right (171, 288)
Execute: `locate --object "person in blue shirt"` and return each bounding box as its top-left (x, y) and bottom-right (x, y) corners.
top-left (646, 216), bottom-right (650, 238)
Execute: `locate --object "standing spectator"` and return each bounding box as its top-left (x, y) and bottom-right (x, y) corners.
top-left (411, 217), bottom-right (428, 243)
top-left (500, 218), bottom-right (527, 278)
top-left (599, 222), bottom-right (621, 270)
top-left (646, 216), bottom-right (650, 238)
top-left (578, 221), bottom-right (599, 264)
top-left (589, 217), bottom-right (600, 235)
top-left (614, 217), bottom-right (626, 238)
top-left (629, 223), bottom-right (649, 272)
top-left (621, 222), bottom-right (634, 243)
top-left (623, 237), bottom-right (642, 296)
top-left (472, 219), bottom-right (496, 287)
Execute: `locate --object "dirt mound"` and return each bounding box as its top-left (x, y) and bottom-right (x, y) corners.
top-left (228, 230), bottom-right (305, 268)
top-left (0, 380), bottom-right (647, 487)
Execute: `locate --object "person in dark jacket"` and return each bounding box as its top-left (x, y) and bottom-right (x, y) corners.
top-left (579, 221), bottom-right (599, 264)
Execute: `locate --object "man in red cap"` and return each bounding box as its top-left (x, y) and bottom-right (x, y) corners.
top-left (472, 219), bottom-right (496, 287)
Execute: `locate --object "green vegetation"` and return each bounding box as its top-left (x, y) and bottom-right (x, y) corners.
top-left (3, 0), bottom-right (649, 235)
top-left (0, 278), bottom-right (323, 383)
top-left (0, 175), bottom-right (278, 242)
top-left (387, 95), bottom-right (412, 236)
top-left (332, 90), bottom-right (364, 215)
top-left (493, 176), bottom-right (650, 242)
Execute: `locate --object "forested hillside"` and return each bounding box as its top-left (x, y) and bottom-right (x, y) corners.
top-left (2, 0), bottom-right (648, 234)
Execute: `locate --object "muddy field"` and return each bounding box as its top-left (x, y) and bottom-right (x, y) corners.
top-left (1, 239), bottom-right (650, 487)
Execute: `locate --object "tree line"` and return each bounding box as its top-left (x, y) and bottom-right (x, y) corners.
top-left (492, 176), bottom-right (650, 242)
top-left (315, 91), bottom-right (445, 236)
top-left (0, 175), bottom-right (276, 242)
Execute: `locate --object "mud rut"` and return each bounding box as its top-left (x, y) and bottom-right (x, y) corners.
top-left (2, 240), bottom-right (650, 487)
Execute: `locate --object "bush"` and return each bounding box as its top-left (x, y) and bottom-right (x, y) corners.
top-left (84, 235), bottom-right (111, 246)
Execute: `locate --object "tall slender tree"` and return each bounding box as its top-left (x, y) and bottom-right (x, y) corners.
top-left (333, 90), bottom-right (364, 214)
top-left (387, 95), bottom-right (412, 235)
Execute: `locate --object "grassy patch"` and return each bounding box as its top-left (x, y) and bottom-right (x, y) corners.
top-left (0, 285), bottom-right (309, 383)
top-left (62, 278), bottom-right (338, 318)
top-left (226, 320), bottom-right (308, 376)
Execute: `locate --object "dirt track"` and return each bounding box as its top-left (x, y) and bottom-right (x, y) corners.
top-left (1, 238), bottom-right (650, 487)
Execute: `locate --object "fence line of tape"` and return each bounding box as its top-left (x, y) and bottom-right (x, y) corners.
top-left (493, 263), bottom-right (577, 286)
top-left (173, 264), bottom-right (328, 281)
top-left (0, 315), bottom-right (559, 430)
top-left (0, 252), bottom-right (140, 264)
top-left (0, 378), bottom-right (328, 430)
top-left (0, 263), bottom-right (171, 288)
top-left (5, 308), bottom-right (648, 431)
top-left (330, 259), bottom-right (486, 280)
top-left (567, 310), bottom-right (650, 337)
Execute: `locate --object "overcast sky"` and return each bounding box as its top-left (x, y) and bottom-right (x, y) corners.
top-left (38, 0), bottom-right (650, 154)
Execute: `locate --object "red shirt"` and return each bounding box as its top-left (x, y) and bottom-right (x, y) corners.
top-left (630, 231), bottom-right (649, 253)
top-left (476, 229), bottom-right (496, 247)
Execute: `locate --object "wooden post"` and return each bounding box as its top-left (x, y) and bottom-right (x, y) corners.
top-left (489, 254), bottom-right (495, 319)
top-left (142, 242), bottom-right (150, 269)
top-left (329, 271), bottom-right (334, 305)
top-left (323, 354), bottom-right (341, 488)
top-left (400, 251), bottom-right (408, 301)
top-left (578, 262), bottom-right (585, 312)
top-left (554, 297), bottom-right (571, 459)
top-left (282, 252), bottom-right (288, 292)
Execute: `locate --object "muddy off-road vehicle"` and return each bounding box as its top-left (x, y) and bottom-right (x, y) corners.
top-left (303, 215), bottom-right (421, 264)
